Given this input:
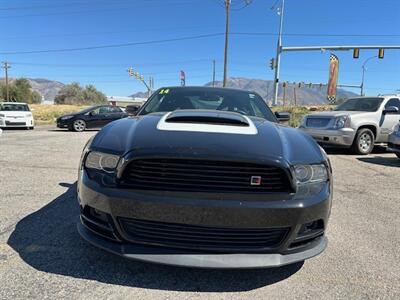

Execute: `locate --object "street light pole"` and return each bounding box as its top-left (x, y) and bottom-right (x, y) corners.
top-left (2, 62), bottom-right (11, 101)
top-left (212, 59), bottom-right (216, 87)
top-left (223, 0), bottom-right (231, 87)
top-left (360, 55), bottom-right (377, 96)
top-left (272, 0), bottom-right (285, 106)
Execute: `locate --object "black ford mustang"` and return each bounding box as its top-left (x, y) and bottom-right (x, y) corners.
top-left (77, 87), bottom-right (332, 268)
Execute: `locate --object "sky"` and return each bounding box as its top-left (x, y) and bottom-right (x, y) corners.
top-left (0, 0), bottom-right (399, 98)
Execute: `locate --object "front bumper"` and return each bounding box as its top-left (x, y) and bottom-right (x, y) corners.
top-left (0, 117), bottom-right (34, 128)
top-left (56, 119), bottom-right (71, 128)
top-left (299, 127), bottom-right (355, 147)
top-left (77, 170), bottom-right (332, 268)
top-left (78, 222), bottom-right (327, 268)
top-left (388, 133), bottom-right (400, 153)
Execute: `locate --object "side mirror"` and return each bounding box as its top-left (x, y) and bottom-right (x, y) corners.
top-left (126, 105), bottom-right (140, 115)
top-left (275, 111), bottom-right (291, 123)
top-left (88, 111), bottom-right (95, 116)
top-left (383, 106), bottom-right (399, 114)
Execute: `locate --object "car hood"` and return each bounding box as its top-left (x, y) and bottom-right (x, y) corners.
top-left (305, 110), bottom-right (374, 118)
top-left (59, 113), bottom-right (78, 119)
top-left (90, 112), bottom-right (324, 165)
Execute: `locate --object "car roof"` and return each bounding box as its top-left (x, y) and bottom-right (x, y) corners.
top-left (0, 102), bottom-right (30, 105)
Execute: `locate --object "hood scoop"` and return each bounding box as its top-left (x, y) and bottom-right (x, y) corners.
top-left (165, 110), bottom-right (249, 126)
top-left (158, 110), bottom-right (258, 135)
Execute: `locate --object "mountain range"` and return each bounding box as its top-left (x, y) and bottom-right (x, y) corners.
top-left (0, 78), bottom-right (64, 101)
top-left (132, 77), bottom-right (358, 105)
top-left (203, 77), bottom-right (358, 105)
top-left (2, 77), bottom-right (358, 104)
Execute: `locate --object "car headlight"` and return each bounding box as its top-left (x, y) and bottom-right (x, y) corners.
top-left (85, 151), bottom-right (120, 173)
top-left (25, 113), bottom-right (32, 117)
top-left (294, 164), bottom-right (328, 185)
top-left (333, 115), bottom-right (350, 129)
top-left (61, 115), bottom-right (74, 120)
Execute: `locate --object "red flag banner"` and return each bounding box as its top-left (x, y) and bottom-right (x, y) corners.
top-left (180, 70), bottom-right (186, 80)
top-left (327, 54), bottom-right (339, 104)
top-left (180, 70), bottom-right (186, 86)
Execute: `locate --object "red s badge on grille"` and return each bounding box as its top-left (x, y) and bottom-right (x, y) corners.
top-left (250, 176), bottom-right (262, 186)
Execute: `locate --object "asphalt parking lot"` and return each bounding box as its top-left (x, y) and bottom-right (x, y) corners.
top-left (0, 126), bottom-right (399, 299)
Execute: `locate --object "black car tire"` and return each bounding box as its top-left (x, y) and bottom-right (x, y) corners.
top-left (351, 128), bottom-right (374, 155)
top-left (72, 119), bottom-right (86, 132)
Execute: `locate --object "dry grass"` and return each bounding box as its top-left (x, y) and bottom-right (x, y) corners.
top-left (30, 104), bottom-right (88, 125)
top-left (29, 104), bottom-right (334, 127)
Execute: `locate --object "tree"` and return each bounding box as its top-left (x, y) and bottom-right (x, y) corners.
top-left (0, 78), bottom-right (42, 103)
top-left (55, 83), bottom-right (107, 105)
top-left (31, 91), bottom-right (42, 104)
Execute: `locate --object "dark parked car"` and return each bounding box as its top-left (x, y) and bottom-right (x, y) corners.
top-left (77, 87), bottom-right (332, 268)
top-left (57, 105), bottom-right (128, 131)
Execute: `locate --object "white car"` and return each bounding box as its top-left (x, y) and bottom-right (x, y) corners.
top-left (0, 102), bottom-right (35, 129)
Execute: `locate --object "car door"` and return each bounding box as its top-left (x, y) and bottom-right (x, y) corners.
top-left (379, 98), bottom-right (400, 142)
top-left (107, 106), bottom-right (127, 123)
top-left (95, 106), bottom-right (114, 127)
top-left (85, 107), bottom-right (102, 128)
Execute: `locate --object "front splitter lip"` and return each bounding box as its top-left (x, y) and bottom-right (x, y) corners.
top-left (77, 222), bottom-right (327, 269)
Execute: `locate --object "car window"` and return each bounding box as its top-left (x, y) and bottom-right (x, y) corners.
top-left (98, 106), bottom-right (111, 114)
top-left (109, 106), bottom-right (122, 113)
top-left (89, 108), bottom-right (100, 115)
top-left (385, 98), bottom-right (400, 111)
top-left (138, 88), bottom-right (277, 122)
top-left (334, 97), bottom-right (384, 112)
top-left (0, 103), bottom-right (30, 111)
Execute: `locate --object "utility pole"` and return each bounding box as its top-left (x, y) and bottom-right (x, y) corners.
top-left (212, 59), bottom-right (216, 87)
top-left (2, 62), bottom-right (11, 101)
top-left (293, 86), bottom-right (297, 106)
top-left (272, 0), bottom-right (285, 106)
top-left (127, 67), bottom-right (152, 98)
top-left (361, 55), bottom-right (377, 96)
top-left (223, 0), bottom-right (231, 87)
top-left (282, 82), bottom-right (286, 106)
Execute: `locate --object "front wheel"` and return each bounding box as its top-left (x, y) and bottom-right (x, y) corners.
top-left (351, 128), bottom-right (375, 155)
top-left (72, 119), bottom-right (86, 132)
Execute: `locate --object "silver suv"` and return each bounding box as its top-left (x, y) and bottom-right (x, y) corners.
top-left (299, 95), bottom-right (400, 154)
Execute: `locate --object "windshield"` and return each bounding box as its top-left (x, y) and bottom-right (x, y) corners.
top-left (138, 87), bottom-right (277, 122)
top-left (77, 106), bottom-right (98, 114)
top-left (334, 97), bottom-right (384, 112)
top-left (0, 103), bottom-right (30, 112)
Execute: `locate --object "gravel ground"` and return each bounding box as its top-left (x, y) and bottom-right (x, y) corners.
top-left (0, 126), bottom-right (399, 300)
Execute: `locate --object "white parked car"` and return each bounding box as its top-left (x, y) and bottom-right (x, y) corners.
top-left (0, 102), bottom-right (35, 129)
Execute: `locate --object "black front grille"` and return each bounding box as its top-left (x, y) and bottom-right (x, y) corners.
top-left (5, 121), bottom-right (26, 126)
top-left (119, 217), bottom-right (289, 252)
top-left (121, 159), bottom-right (292, 193)
top-left (306, 117), bottom-right (331, 128)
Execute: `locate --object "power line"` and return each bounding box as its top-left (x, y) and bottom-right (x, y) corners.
top-left (230, 32), bottom-right (400, 38)
top-left (0, 25), bottom-right (223, 40)
top-left (2, 29), bottom-right (399, 41)
top-left (10, 59), bottom-right (218, 68)
top-left (0, 33), bottom-right (224, 55)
